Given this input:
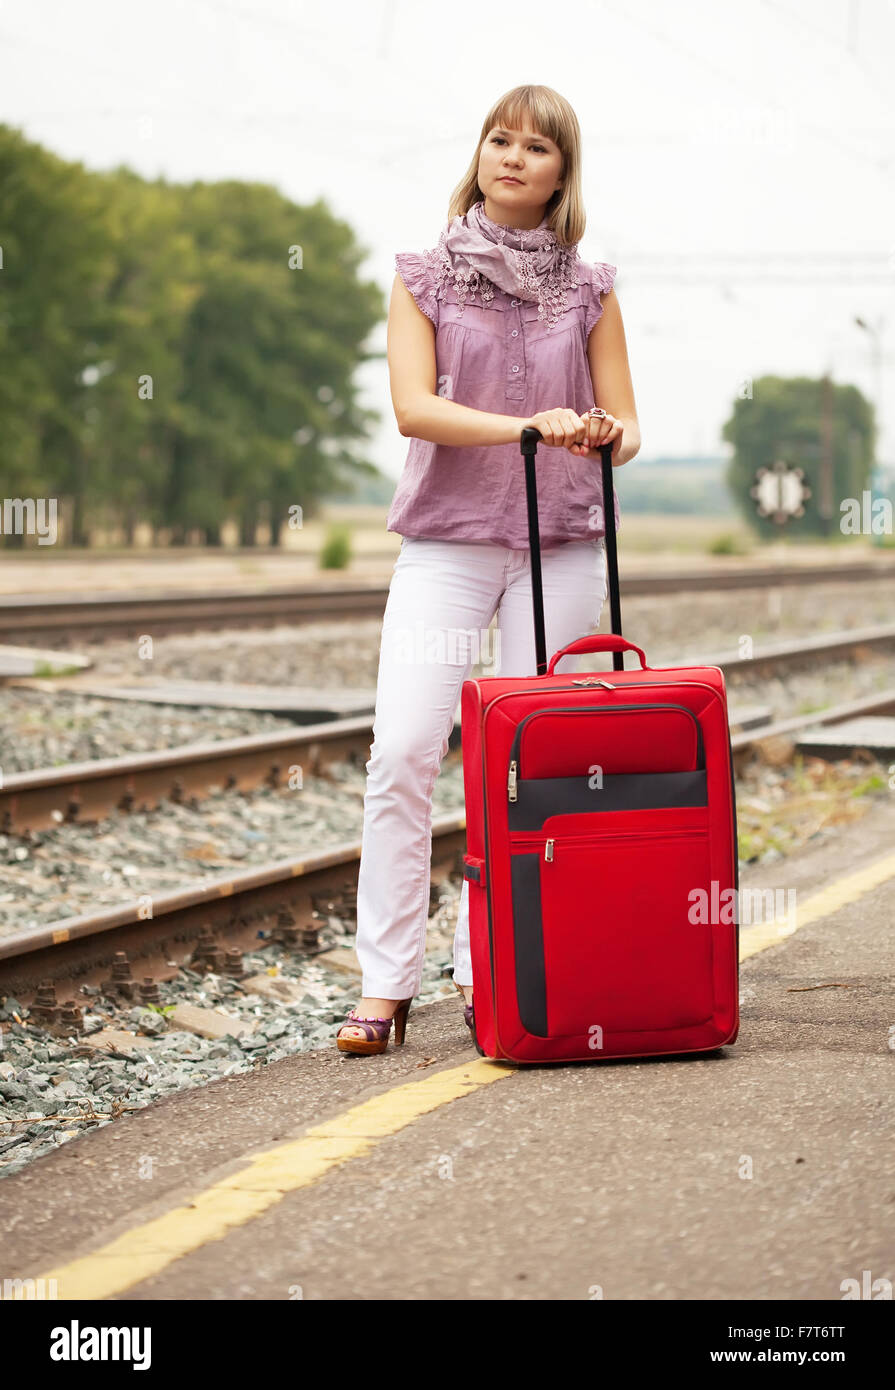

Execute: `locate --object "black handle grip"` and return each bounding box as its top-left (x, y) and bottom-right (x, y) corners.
top-left (519, 426), bottom-right (622, 674)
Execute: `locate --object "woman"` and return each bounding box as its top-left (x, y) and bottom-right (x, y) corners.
top-left (337, 84), bottom-right (640, 1054)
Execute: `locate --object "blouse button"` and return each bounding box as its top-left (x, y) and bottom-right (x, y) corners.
top-left (510, 298), bottom-right (519, 307)
top-left (511, 364), bottom-right (520, 373)
top-left (511, 329), bottom-right (518, 338)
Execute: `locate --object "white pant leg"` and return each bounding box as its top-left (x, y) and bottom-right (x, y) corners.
top-left (355, 538), bottom-right (506, 999)
top-left (452, 539), bottom-right (608, 986)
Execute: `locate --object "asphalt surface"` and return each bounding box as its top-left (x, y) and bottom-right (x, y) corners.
top-left (2, 797), bottom-right (894, 1301)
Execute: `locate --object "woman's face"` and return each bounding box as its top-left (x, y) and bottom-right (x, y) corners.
top-left (477, 119), bottom-right (563, 221)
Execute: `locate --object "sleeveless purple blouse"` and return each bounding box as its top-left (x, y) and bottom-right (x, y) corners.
top-left (387, 248), bottom-right (620, 550)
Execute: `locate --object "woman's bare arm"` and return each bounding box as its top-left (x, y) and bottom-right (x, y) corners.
top-left (586, 289), bottom-right (641, 466)
top-left (387, 274), bottom-right (528, 446)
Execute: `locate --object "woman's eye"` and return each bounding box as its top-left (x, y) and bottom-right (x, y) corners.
top-left (491, 136), bottom-right (548, 153)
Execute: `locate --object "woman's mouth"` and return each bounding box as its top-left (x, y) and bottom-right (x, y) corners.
top-left (499, 177), bottom-right (523, 184)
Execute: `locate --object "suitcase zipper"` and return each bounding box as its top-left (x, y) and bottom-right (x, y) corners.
top-left (510, 699), bottom-right (705, 779)
top-left (513, 827), bottom-right (707, 855)
top-left (503, 693), bottom-right (708, 800)
top-left (483, 677), bottom-right (725, 805)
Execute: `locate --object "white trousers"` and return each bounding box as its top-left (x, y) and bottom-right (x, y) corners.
top-left (355, 535), bottom-right (608, 999)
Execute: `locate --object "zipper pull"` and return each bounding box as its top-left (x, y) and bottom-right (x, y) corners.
top-left (508, 760), bottom-right (518, 802)
top-left (544, 838), bottom-right (554, 862)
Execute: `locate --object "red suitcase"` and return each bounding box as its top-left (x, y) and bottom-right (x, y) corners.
top-left (460, 426), bottom-right (740, 1064)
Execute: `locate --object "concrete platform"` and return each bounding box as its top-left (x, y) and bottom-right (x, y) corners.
top-left (0, 644), bottom-right (91, 678)
top-left (728, 703), bottom-right (772, 732)
top-left (796, 716), bottom-right (895, 761)
top-left (64, 680), bottom-right (379, 724)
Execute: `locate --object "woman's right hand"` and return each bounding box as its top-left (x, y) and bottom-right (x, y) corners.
top-left (521, 408), bottom-right (589, 452)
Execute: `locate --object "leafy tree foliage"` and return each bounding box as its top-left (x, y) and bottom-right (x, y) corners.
top-left (0, 126), bottom-right (385, 546)
top-left (723, 376), bottom-right (875, 540)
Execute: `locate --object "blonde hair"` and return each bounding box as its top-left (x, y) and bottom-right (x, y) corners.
top-left (447, 85), bottom-right (585, 246)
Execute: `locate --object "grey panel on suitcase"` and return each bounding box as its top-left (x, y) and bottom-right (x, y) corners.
top-left (508, 769), bottom-right (708, 832)
top-left (510, 852), bottom-right (548, 1037)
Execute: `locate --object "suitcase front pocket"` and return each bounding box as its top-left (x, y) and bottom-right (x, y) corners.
top-left (509, 826), bottom-right (716, 1040)
top-left (506, 703), bottom-right (709, 833)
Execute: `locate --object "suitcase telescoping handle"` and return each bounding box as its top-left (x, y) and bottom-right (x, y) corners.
top-left (519, 425), bottom-right (623, 675)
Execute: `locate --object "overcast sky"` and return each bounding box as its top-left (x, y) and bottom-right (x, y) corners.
top-left (2, 0), bottom-right (893, 479)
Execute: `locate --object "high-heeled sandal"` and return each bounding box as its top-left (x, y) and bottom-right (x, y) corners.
top-left (335, 999), bottom-right (412, 1055)
top-left (452, 979), bottom-right (474, 1034)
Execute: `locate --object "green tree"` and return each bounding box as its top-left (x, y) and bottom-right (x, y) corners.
top-left (165, 182), bottom-right (384, 545)
top-left (723, 375), bottom-right (875, 540)
top-left (0, 127), bottom-right (388, 548)
top-left (81, 167), bottom-right (199, 544)
top-left (0, 125), bottom-right (115, 544)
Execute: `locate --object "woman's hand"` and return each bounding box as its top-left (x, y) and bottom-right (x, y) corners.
top-left (521, 408), bottom-right (589, 452)
top-left (521, 408), bottom-right (624, 461)
top-left (570, 410), bottom-right (624, 461)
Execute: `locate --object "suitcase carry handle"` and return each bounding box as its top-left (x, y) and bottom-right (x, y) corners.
top-left (546, 633), bottom-right (647, 675)
top-left (520, 424), bottom-right (624, 676)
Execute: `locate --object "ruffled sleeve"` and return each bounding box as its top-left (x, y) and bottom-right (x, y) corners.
top-left (583, 260), bottom-right (617, 339)
top-left (395, 251), bottom-right (439, 329)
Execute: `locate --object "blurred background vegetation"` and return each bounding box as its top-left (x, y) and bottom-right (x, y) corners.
top-left (0, 123), bottom-right (385, 549)
top-left (0, 124), bottom-right (886, 556)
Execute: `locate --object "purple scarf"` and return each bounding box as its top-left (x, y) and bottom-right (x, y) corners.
top-left (428, 199), bottom-right (581, 328)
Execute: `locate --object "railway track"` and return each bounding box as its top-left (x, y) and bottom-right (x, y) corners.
top-left (0, 715), bottom-right (378, 833)
top-left (4, 625), bottom-right (895, 832)
top-left (2, 665), bottom-right (892, 1004)
top-left (2, 708), bottom-right (893, 1004)
top-left (4, 560), bottom-right (895, 641)
top-left (0, 813), bottom-right (468, 999)
top-left (2, 622), bottom-right (894, 1006)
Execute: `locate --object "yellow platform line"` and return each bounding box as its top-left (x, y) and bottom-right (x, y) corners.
top-left (739, 849), bottom-right (895, 959)
top-left (33, 851), bottom-right (895, 1300)
top-left (38, 1059), bottom-right (513, 1301)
